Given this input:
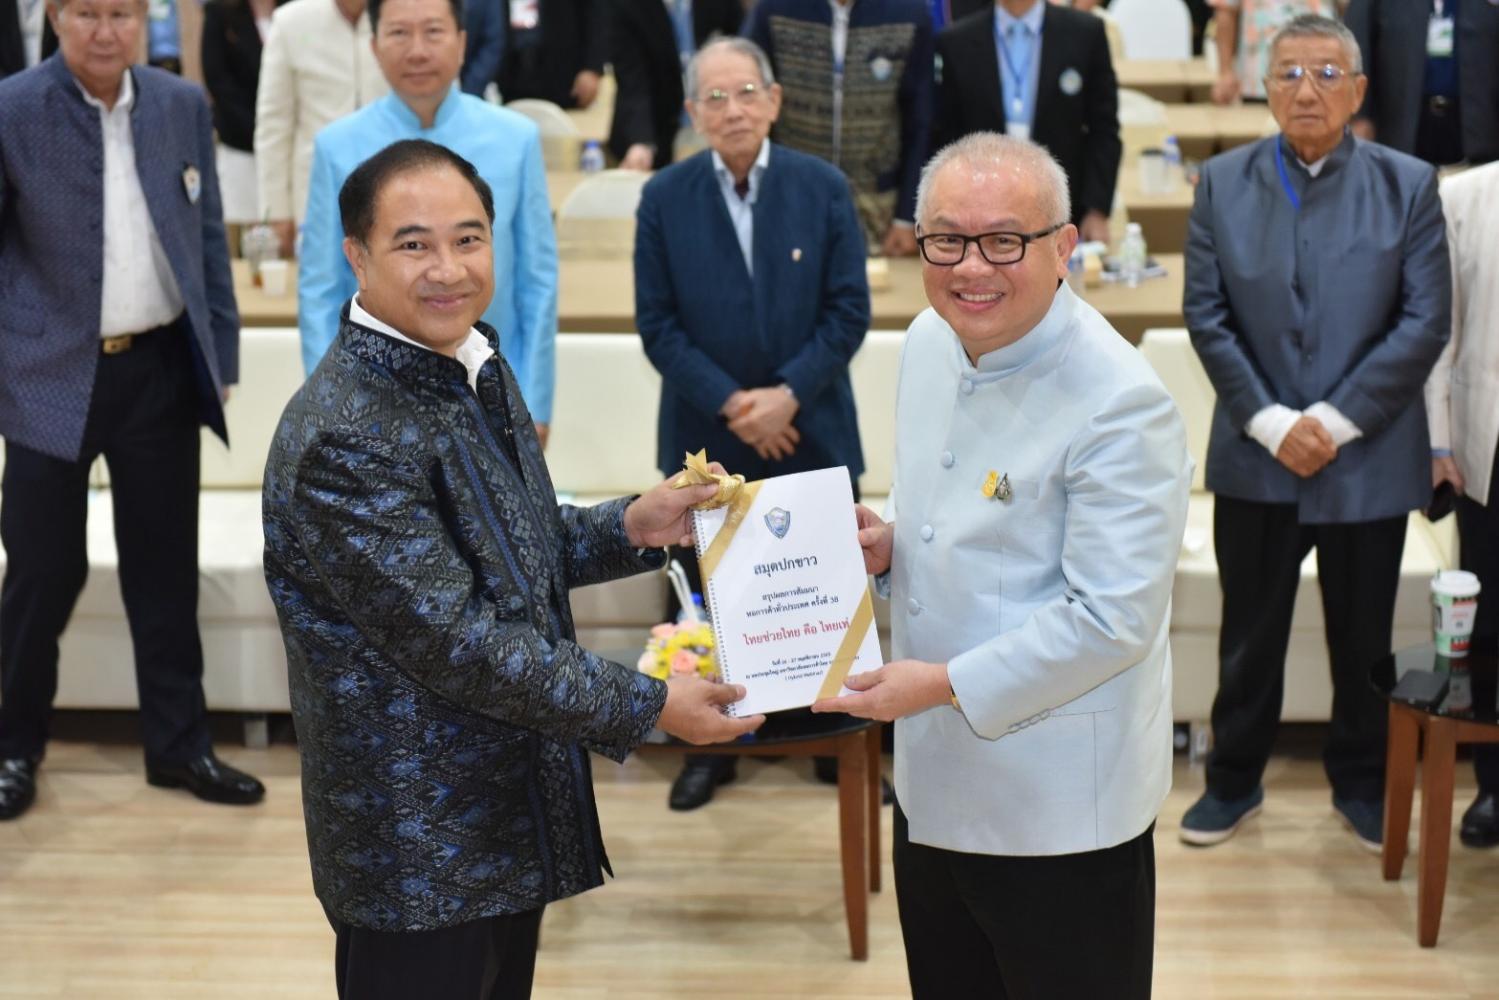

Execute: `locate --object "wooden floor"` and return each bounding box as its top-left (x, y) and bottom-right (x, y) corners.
top-left (3, 733), bottom-right (1498, 998)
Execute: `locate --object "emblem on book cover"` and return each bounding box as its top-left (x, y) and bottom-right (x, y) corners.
top-left (764, 506), bottom-right (792, 539)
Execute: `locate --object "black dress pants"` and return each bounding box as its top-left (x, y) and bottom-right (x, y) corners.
top-left (894, 805), bottom-right (1155, 1000)
top-left (0, 321), bottom-right (210, 764)
top-left (1458, 442), bottom-right (1499, 794)
top-left (327, 907), bottom-right (544, 1000)
top-left (1206, 496), bottom-right (1405, 802)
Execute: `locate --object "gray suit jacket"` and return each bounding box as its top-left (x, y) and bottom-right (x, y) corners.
top-left (0, 55), bottom-right (238, 462)
top-left (1184, 133), bottom-right (1450, 524)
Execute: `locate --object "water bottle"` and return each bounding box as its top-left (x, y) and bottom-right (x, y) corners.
top-left (1066, 246), bottom-right (1085, 292)
top-left (1119, 223), bottom-right (1147, 289)
top-left (1162, 135), bottom-right (1182, 191)
top-left (676, 593), bottom-right (708, 625)
top-left (240, 222), bottom-right (279, 288)
top-left (580, 140), bottom-right (605, 174)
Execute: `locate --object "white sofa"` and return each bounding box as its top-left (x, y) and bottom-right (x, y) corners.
top-left (1139, 329), bottom-right (1455, 725)
top-left (2, 324), bottom-right (1444, 737)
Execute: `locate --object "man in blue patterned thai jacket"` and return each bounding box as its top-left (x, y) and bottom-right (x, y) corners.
top-left (262, 139), bottom-right (762, 999)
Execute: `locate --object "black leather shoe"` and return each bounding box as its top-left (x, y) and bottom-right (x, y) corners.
top-left (146, 753), bottom-right (265, 806)
top-left (0, 757), bottom-right (40, 821)
top-left (1461, 792), bottom-right (1499, 849)
top-left (668, 758), bottom-right (736, 811)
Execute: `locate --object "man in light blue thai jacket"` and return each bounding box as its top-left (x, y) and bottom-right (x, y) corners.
top-left (815, 132), bottom-right (1191, 999)
top-left (298, 0), bottom-right (557, 437)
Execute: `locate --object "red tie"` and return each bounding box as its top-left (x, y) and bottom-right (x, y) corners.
top-left (734, 178), bottom-right (750, 201)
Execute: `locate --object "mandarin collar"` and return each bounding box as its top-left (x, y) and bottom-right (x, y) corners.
top-left (954, 281), bottom-right (1076, 382)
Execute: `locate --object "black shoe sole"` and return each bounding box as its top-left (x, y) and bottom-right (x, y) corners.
top-left (667, 767), bottom-right (736, 812)
top-left (0, 788), bottom-right (36, 821)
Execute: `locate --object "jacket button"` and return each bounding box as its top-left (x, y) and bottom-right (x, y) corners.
top-left (920, 524), bottom-right (934, 542)
top-left (907, 597), bottom-right (922, 616)
top-left (960, 378), bottom-right (974, 395)
top-left (940, 451), bottom-right (954, 468)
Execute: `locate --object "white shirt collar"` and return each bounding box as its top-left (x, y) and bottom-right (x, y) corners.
top-left (1299, 155), bottom-right (1329, 177)
top-left (350, 295), bottom-right (496, 392)
top-left (710, 138), bottom-right (772, 197)
top-left (75, 64), bottom-right (134, 113)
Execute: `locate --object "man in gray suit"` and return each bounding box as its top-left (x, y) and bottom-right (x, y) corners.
top-left (0, 0), bottom-right (263, 820)
top-left (1180, 15), bottom-right (1450, 852)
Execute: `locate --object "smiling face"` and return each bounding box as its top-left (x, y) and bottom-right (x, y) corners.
top-left (343, 163), bottom-right (494, 355)
top-left (918, 159), bottom-right (1076, 362)
top-left (1267, 34), bottom-right (1366, 160)
top-left (371, 0), bottom-right (466, 105)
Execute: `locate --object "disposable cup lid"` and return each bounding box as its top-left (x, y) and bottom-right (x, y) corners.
top-left (1432, 570), bottom-right (1482, 598)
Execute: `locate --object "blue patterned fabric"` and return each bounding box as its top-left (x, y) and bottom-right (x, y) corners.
top-left (263, 309), bottom-right (667, 930)
top-left (0, 55), bottom-right (238, 461)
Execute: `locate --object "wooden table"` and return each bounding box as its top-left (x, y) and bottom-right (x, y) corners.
top-left (235, 254), bottom-right (1187, 343)
top-left (1117, 58), bottom-right (1216, 103)
top-left (1377, 647), bottom-right (1499, 947)
top-left (635, 715), bottom-right (884, 961)
top-left (1163, 104), bottom-right (1276, 161)
top-left (1119, 165), bottom-right (1195, 254)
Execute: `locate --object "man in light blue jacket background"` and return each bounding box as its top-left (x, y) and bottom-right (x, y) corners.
top-left (298, 0), bottom-right (557, 437)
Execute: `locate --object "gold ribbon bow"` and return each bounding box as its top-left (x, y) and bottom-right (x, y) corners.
top-left (672, 450), bottom-right (746, 510)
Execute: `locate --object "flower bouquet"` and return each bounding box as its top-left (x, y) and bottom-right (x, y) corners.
top-left (637, 621), bottom-right (718, 681)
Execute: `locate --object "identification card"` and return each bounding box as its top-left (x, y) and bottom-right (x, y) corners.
top-left (1428, 15), bottom-right (1454, 57)
top-left (509, 0), bottom-right (538, 30)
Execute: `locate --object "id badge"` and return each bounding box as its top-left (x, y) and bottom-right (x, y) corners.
top-left (509, 0), bottom-right (538, 29)
top-left (1428, 16), bottom-right (1454, 57)
top-left (1005, 121), bottom-right (1031, 141)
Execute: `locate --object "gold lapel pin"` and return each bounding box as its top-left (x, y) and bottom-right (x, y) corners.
top-left (982, 471), bottom-right (1013, 502)
top-left (791, 248), bottom-right (803, 262)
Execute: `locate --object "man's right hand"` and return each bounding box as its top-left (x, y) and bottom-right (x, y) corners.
top-left (854, 504), bottom-right (893, 576)
top-left (270, 218), bottom-right (297, 258)
top-left (1212, 70), bottom-right (1241, 106)
top-left (658, 675), bottom-right (765, 745)
top-left (1433, 454), bottom-right (1465, 493)
top-left (1276, 415), bottom-right (1337, 478)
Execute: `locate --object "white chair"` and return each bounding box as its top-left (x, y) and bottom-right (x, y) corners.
top-left (555, 169), bottom-right (651, 258)
top-left (1110, 0), bottom-right (1192, 60)
top-left (507, 98), bottom-right (584, 171)
top-left (1117, 87), bottom-right (1168, 127)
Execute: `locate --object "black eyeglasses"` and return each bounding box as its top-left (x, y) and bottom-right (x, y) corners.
top-left (916, 224), bottom-right (1064, 266)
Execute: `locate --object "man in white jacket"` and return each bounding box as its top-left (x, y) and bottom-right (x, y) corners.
top-left (253, 0), bottom-right (387, 255)
top-left (1427, 161), bottom-right (1499, 849)
top-left (814, 132), bottom-right (1191, 999)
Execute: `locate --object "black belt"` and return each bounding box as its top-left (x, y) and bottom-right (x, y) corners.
top-left (1427, 95), bottom-right (1455, 116)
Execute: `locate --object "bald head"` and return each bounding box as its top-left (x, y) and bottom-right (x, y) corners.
top-left (916, 132), bottom-right (1071, 232)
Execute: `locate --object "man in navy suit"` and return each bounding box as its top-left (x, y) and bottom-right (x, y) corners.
top-left (0, 0), bottom-right (264, 820)
top-left (634, 37), bottom-right (871, 809)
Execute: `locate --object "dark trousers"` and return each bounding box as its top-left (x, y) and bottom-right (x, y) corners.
top-left (327, 907), bottom-right (544, 1000)
top-left (893, 805), bottom-right (1155, 1000)
top-left (1416, 97), bottom-right (1465, 167)
top-left (1458, 442), bottom-right (1499, 793)
top-left (1206, 496), bottom-right (1405, 802)
top-left (0, 321), bottom-right (209, 764)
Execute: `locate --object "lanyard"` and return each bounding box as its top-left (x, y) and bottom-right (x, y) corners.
top-left (997, 22), bottom-right (1036, 116)
top-left (1274, 139), bottom-right (1301, 212)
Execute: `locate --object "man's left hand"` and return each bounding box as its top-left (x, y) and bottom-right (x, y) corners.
top-left (1078, 210), bottom-right (1110, 245)
top-left (812, 659), bottom-right (951, 722)
top-left (623, 469), bottom-right (724, 548)
top-left (572, 70), bottom-right (602, 109)
top-left (881, 225), bottom-right (918, 257)
top-left (534, 422), bottom-right (550, 449)
top-left (726, 387), bottom-right (798, 447)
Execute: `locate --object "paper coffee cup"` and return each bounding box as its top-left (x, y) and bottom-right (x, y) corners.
top-left (260, 259), bottom-right (289, 297)
top-left (1431, 570), bottom-right (1481, 657)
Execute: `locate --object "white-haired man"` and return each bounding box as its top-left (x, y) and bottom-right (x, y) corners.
top-left (814, 132), bottom-right (1191, 999)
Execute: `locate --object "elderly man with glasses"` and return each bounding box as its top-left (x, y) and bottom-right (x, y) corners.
top-left (634, 36), bottom-right (870, 811)
top-left (813, 131), bottom-right (1191, 999)
top-left (1181, 14), bottom-right (1450, 852)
